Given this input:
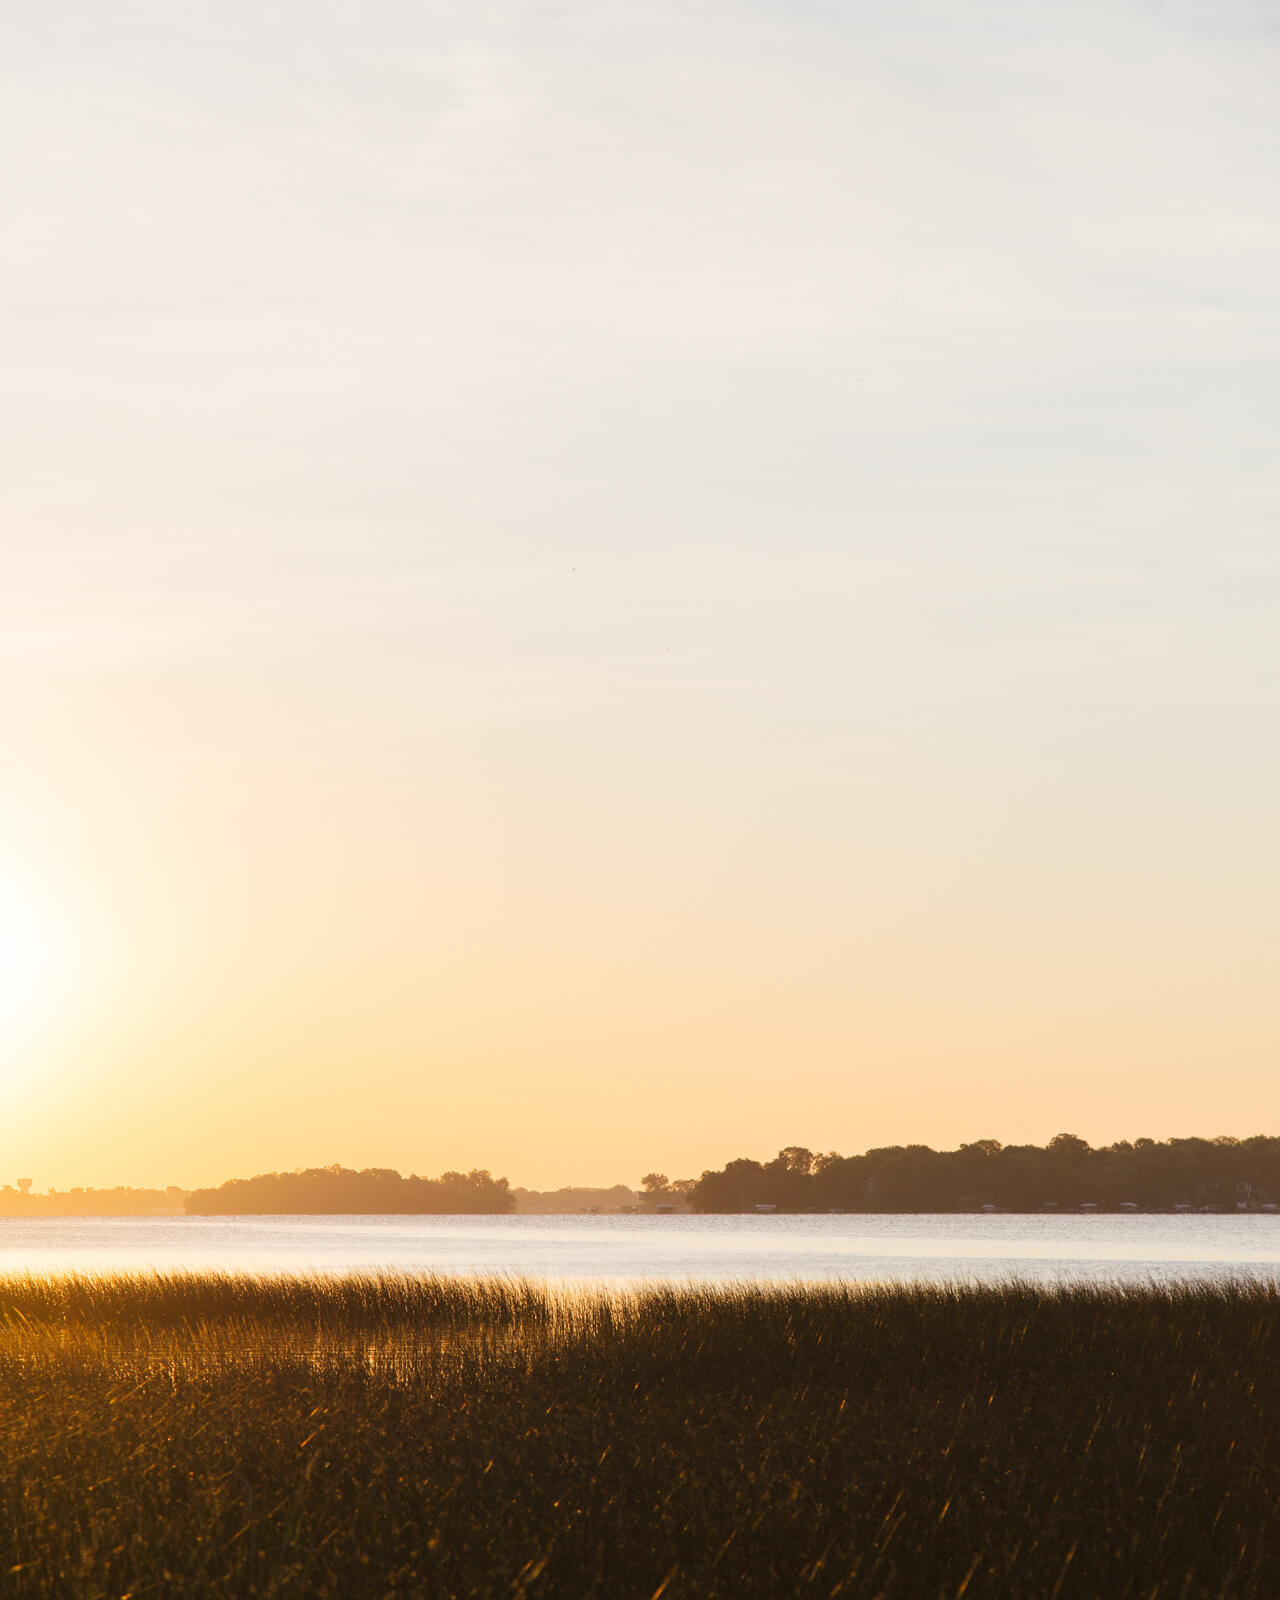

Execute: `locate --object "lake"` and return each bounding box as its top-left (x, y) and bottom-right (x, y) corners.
top-left (2, 1212), bottom-right (1280, 1285)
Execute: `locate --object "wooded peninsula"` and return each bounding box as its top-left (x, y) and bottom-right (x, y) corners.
top-left (183, 1166), bottom-right (513, 1215)
top-left (681, 1134), bottom-right (1280, 1214)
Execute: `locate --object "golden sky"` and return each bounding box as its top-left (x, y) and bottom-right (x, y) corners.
top-left (3, 0), bottom-right (1278, 1191)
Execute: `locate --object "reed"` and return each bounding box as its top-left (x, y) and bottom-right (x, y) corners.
top-left (2, 1273), bottom-right (1277, 1596)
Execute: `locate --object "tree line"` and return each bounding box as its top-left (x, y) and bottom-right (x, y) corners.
top-left (184, 1165), bottom-right (514, 1215)
top-left (682, 1135), bottom-right (1280, 1213)
top-left (0, 1184), bottom-right (188, 1217)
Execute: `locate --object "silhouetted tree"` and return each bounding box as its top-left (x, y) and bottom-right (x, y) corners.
top-left (690, 1158), bottom-right (766, 1213)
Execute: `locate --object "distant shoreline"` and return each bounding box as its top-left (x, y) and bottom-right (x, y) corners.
top-left (7, 1131), bottom-right (1280, 1217)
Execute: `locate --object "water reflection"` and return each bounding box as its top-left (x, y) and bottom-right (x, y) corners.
top-left (2, 1212), bottom-right (1280, 1285)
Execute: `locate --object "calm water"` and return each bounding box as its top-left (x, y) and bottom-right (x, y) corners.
top-left (2, 1213), bottom-right (1279, 1285)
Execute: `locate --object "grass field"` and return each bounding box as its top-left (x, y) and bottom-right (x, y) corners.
top-left (2, 1273), bottom-right (1277, 1597)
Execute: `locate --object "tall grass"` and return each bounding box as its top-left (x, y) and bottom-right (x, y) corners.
top-left (2, 1273), bottom-right (1277, 1596)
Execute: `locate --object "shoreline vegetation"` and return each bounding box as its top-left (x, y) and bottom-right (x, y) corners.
top-left (5, 1133), bottom-right (1280, 1217)
top-left (184, 1165), bottom-right (514, 1215)
top-left (682, 1133), bottom-right (1280, 1215)
top-left (0, 1184), bottom-right (190, 1217)
top-left (2, 1272), bottom-right (1277, 1597)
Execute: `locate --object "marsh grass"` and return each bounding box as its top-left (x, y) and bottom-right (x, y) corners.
top-left (2, 1273), bottom-right (1277, 1597)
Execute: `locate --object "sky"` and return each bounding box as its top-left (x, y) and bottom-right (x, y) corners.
top-left (3, 0), bottom-right (1279, 1192)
